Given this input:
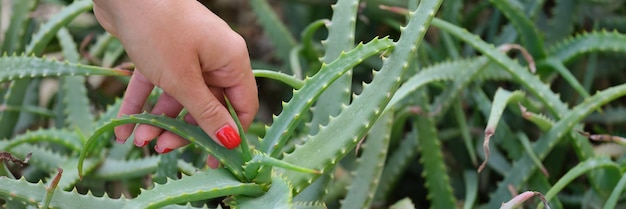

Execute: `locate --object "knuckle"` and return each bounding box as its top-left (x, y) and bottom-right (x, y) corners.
top-left (196, 99), bottom-right (223, 123)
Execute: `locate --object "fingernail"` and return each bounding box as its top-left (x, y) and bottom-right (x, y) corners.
top-left (154, 144), bottom-right (173, 154)
top-left (216, 125), bottom-right (240, 149)
top-left (115, 138), bottom-right (125, 144)
top-left (134, 140), bottom-right (148, 147)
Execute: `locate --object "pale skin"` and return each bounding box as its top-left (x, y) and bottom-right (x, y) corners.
top-left (93, 0), bottom-right (258, 159)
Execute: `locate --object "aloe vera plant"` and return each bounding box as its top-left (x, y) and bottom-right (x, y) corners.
top-left (3, 0), bottom-right (626, 208)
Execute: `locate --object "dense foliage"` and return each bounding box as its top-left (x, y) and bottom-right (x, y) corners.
top-left (1, 0), bottom-right (626, 208)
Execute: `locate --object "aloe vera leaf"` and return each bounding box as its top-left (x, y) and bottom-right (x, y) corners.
top-left (415, 94), bottom-right (457, 208)
top-left (1, 0), bottom-right (37, 53)
top-left (0, 162), bottom-right (14, 179)
top-left (2, 142), bottom-right (67, 173)
top-left (373, 129), bottom-right (418, 203)
top-left (581, 49), bottom-right (598, 95)
top-left (53, 158), bottom-right (99, 191)
top-left (519, 103), bottom-right (556, 131)
top-left (486, 83), bottom-right (626, 207)
top-left (250, 0), bottom-right (297, 65)
top-left (0, 55), bottom-right (130, 82)
top-left (92, 156), bottom-right (193, 180)
top-left (253, 37), bottom-right (393, 185)
top-left (123, 169), bottom-right (265, 209)
top-left (57, 27), bottom-right (95, 137)
top-left (389, 198), bottom-right (415, 209)
top-left (261, 37), bottom-right (394, 157)
top-left (602, 171), bottom-right (626, 209)
top-left (294, 172), bottom-right (331, 202)
top-left (527, 172), bottom-right (563, 209)
top-left (430, 56), bottom-right (489, 121)
top-left (322, 166), bottom-right (350, 204)
top-left (388, 57), bottom-right (489, 109)
top-left (0, 177), bottom-right (126, 209)
top-left (3, 129), bottom-right (82, 152)
top-left (0, 0), bottom-right (95, 139)
top-left (56, 27), bottom-right (79, 62)
top-left (78, 113), bottom-right (244, 180)
top-left (298, 0), bottom-right (362, 200)
top-left (453, 101), bottom-right (477, 165)
top-left (300, 19), bottom-right (328, 61)
top-left (1, 104), bottom-right (54, 117)
top-left (309, 0), bottom-right (359, 135)
top-left (101, 38), bottom-right (126, 68)
top-left (542, 58), bottom-right (590, 99)
top-left (246, 153), bottom-right (320, 176)
top-left (479, 88), bottom-right (524, 172)
top-left (3, 198), bottom-right (27, 209)
top-left (225, 96), bottom-right (252, 162)
top-left (516, 132), bottom-right (548, 177)
top-left (289, 45), bottom-right (305, 79)
top-left (538, 157), bottom-right (619, 209)
top-left (294, 201), bottom-right (327, 209)
top-left (439, 0), bottom-right (462, 58)
top-left (25, 0), bottom-right (93, 55)
top-left (0, 79), bottom-right (30, 139)
top-left (91, 156), bottom-right (158, 180)
top-left (545, 0), bottom-right (577, 44)
top-left (86, 32), bottom-right (115, 61)
top-left (367, 55), bottom-right (507, 105)
top-left (282, 0), bottom-right (442, 193)
top-left (434, 17), bottom-right (599, 169)
top-left (489, 0), bottom-right (546, 58)
top-left (340, 111), bottom-right (393, 209)
top-left (234, 174), bottom-right (292, 209)
top-left (253, 69), bottom-right (304, 89)
top-left (462, 170), bottom-right (478, 209)
top-left (153, 151), bottom-right (180, 184)
top-left (434, 18), bottom-right (571, 114)
top-left (548, 31), bottom-right (626, 64)
top-left (470, 87), bottom-right (523, 163)
top-left (13, 79), bottom-right (40, 133)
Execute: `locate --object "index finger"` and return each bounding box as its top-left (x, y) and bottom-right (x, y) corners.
top-left (223, 69), bottom-right (258, 130)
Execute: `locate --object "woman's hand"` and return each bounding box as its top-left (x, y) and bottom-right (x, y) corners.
top-left (93, 0), bottom-right (258, 153)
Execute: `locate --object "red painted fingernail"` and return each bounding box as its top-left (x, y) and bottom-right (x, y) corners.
top-left (154, 144), bottom-right (173, 154)
top-left (134, 140), bottom-right (148, 147)
top-left (216, 125), bottom-right (240, 149)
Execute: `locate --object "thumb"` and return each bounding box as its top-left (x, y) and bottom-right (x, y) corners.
top-left (164, 76), bottom-right (240, 150)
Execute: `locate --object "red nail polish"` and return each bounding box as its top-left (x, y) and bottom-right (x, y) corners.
top-left (135, 140), bottom-right (148, 147)
top-left (155, 144), bottom-right (173, 154)
top-left (216, 125), bottom-right (240, 149)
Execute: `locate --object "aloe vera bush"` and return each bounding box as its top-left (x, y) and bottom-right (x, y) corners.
top-left (2, 0), bottom-right (626, 208)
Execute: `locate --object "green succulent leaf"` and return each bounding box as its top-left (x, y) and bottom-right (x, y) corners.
top-left (0, 55), bottom-right (130, 82)
top-left (123, 169), bottom-right (265, 209)
top-left (78, 113), bottom-right (244, 180)
top-left (234, 174), bottom-right (293, 209)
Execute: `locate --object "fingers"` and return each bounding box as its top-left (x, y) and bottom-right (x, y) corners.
top-left (115, 71), bottom-right (153, 143)
top-left (134, 92), bottom-right (183, 147)
top-left (206, 155), bottom-right (220, 169)
top-left (152, 114), bottom-right (196, 153)
top-left (153, 131), bottom-right (190, 153)
top-left (224, 75), bottom-right (258, 130)
top-left (199, 34), bottom-right (258, 130)
top-left (164, 72), bottom-right (241, 150)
